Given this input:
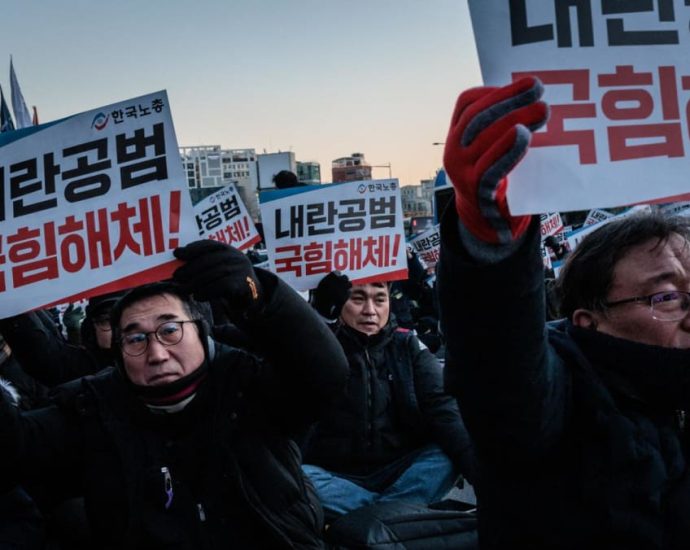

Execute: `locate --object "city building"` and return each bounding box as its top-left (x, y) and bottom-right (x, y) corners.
top-left (296, 161), bottom-right (321, 185)
top-left (400, 184), bottom-right (432, 218)
top-left (180, 145), bottom-right (259, 220)
top-left (331, 152), bottom-right (372, 183)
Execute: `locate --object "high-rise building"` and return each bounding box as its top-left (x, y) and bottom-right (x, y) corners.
top-left (331, 152), bottom-right (372, 183)
top-left (296, 161), bottom-right (321, 184)
top-left (180, 145), bottom-right (259, 220)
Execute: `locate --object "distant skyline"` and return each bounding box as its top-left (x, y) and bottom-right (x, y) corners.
top-left (0, 0), bottom-right (482, 185)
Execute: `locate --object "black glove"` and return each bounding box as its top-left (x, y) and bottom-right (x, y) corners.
top-left (173, 240), bottom-right (263, 317)
top-left (310, 271), bottom-right (351, 320)
top-left (62, 303), bottom-right (85, 332)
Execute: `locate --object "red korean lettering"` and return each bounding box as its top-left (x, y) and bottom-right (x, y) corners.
top-left (599, 65), bottom-right (683, 161)
top-left (303, 241), bottom-right (333, 276)
top-left (8, 223), bottom-right (59, 288)
top-left (274, 245), bottom-right (303, 275)
top-left (514, 69), bottom-right (597, 164)
top-left (57, 215), bottom-right (87, 273)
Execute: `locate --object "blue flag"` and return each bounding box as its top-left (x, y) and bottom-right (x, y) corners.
top-left (0, 86), bottom-right (15, 133)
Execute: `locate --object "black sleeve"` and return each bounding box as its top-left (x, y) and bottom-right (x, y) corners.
top-left (438, 206), bottom-right (570, 464)
top-left (235, 269), bottom-right (350, 428)
top-left (0, 312), bottom-right (101, 387)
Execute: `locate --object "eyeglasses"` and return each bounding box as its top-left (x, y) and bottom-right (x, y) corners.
top-left (120, 320), bottom-right (197, 357)
top-left (93, 315), bottom-right (112, 332)
top-left (604, 291), bottom-right (690, 322)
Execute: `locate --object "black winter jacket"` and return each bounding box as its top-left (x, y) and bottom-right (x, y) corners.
top-left (0, 272), bottom-right (349, 549)
top-left (439, 209), bottom-right (690, 549)
top-left (304, 320), bottom-right (475, 481)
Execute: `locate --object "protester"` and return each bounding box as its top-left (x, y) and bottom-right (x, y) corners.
top-left (0, 240), bottom-right (349, 549)
top-left (0, 291), bottom-right (125, 388)
top-left (439, 76), bottom-right (690, 548)
top-left (303, 272), bottom-right (476, 519)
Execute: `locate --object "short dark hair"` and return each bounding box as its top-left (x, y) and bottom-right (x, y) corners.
top-left (109, 281), bottom-right (208, 353)
top-left (272, 170), bottom-right (300, 189)
top-left (556, 211), bottom-right (690, 319)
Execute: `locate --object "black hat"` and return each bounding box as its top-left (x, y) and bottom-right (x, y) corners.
top-left (85, 290), bottom-right (127, 318)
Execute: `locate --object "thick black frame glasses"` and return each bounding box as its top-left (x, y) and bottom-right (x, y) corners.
top-left (604, 290), bottom-right (690, 322)
top-left (120, 320), bottom-right (197, 357)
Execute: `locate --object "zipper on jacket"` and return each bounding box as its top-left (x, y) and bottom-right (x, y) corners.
top-left (161, 466), bottom-right (173, 510)
top-left (197, 502), bottom-right (206, 522)
top-left (364, 348), bottom-right (374, 448)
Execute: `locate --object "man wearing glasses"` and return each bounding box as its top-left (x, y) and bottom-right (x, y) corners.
top-left (439, 77), bottom-right (690, 548)
top-left (0, 240), bottom-right (349, 549)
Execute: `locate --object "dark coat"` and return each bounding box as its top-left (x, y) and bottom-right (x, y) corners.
top-left (438, 209), bottom-right (690, 549)
top-left (0, 273), bottom-right (349, 549)
top-left (304, 320), bottom-right (475, 482)
top-left (0, 309), bottom-right (111, 387)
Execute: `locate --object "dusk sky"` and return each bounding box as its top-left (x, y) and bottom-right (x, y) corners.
top-left (0, 0), bottom-right (482, 185)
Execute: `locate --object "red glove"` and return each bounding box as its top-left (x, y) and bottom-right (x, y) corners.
top-left (443, 77), bottom-right (549, 244)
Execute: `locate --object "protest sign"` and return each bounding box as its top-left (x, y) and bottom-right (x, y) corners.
top-left (584, 208), bottom-right (615, 226)
top-left (0, 91), bottom-right (198, 318)
top-left (564, 204), bottom-right (651, 250)
top-left (409, 224), bottom-right (441, 268)
top-left (660, 201), bottom-right (690, 217)
top-left (539, 212), bottom-right (564, 239)
top-left (193, 185), bottom-right (260, 250)
top-left (259, 179), bottom-right (407, 292)
top-left (469, 1), bottom-right (690, 214)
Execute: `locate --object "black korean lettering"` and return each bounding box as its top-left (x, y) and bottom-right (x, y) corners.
top-left (603, 0), bottom-right (678, 45)
top-left (10, 154), bottom-right (60, 217)
top-left (510, 0), bottom-right (554, 45)
top-left (116, 123), bottom-right (168, 189)
top-left (219, 196), bottom-right (241, 220)
top-left (555, 0), bottom-right (594, 47)
top-left (369, 197), bottom-right (396, 229)
top-left (275, 205), bottom-right (304, 239)
top-left (62, 139), bottom-right (111, 202)
top-left (306, 202), bottom-right (337, 236)
top-left (0, 167), bottom-right (4, 222)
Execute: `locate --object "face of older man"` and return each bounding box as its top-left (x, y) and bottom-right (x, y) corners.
top-left (340, 283), bottom-right (390, 336)
top-left (119, 293), bottom-right (205, 386)
top-left (574, 234), bottom-right (690, 348)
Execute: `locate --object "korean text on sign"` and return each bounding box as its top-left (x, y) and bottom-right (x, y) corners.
top-left (193, 185), bottom-right (260, 250)
top-left (469, 0), bottom-right (690, 214)
top-left (1, 91), bottom-right (198, 318)
top-left (409, 225), bottom-right (441, 268)
top-left (260, 179), bottom-right (408, 291)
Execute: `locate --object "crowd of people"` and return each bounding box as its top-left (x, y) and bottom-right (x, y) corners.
top-left (2, 77), bottom-right (690, 549)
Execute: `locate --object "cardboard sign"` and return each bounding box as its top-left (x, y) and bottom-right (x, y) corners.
top-left (469, 1), bottom-right (690, 214)
top-left (259, 179), bottom-right (407, 291)
top-left (193, 185), bottom-right (261, 250)
top-left (0, 91), bottom-right (198, 318)
top-left (539, 212), bottom-right (564, 238)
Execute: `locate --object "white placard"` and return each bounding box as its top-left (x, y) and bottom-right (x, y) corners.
top-left (469, 1), bottom-right (690, 214)
top-left (0, 91), bottom-right (198, 318)
top-left (259, 179), bottom-right (407, 291)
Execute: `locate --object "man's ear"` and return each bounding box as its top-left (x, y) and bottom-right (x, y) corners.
top-left (572, 308), bottom-right (599, 329)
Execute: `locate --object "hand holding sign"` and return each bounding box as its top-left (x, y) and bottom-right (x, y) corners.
top-left (173, 240), bottom-right (263, 318)
top-left (443, 77), bottom-right (549, 244)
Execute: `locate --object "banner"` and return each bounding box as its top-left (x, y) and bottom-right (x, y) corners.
top-left (193, 185), bottom-right (260, 250)
top-left (259, 179), bottom-right (407, 291)
top-left (469, 1), bottom-right (690, 214)
top-left (0, 91), bottom-right (198, 318)
top-left (409, 224), bottom-right (441, 268)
